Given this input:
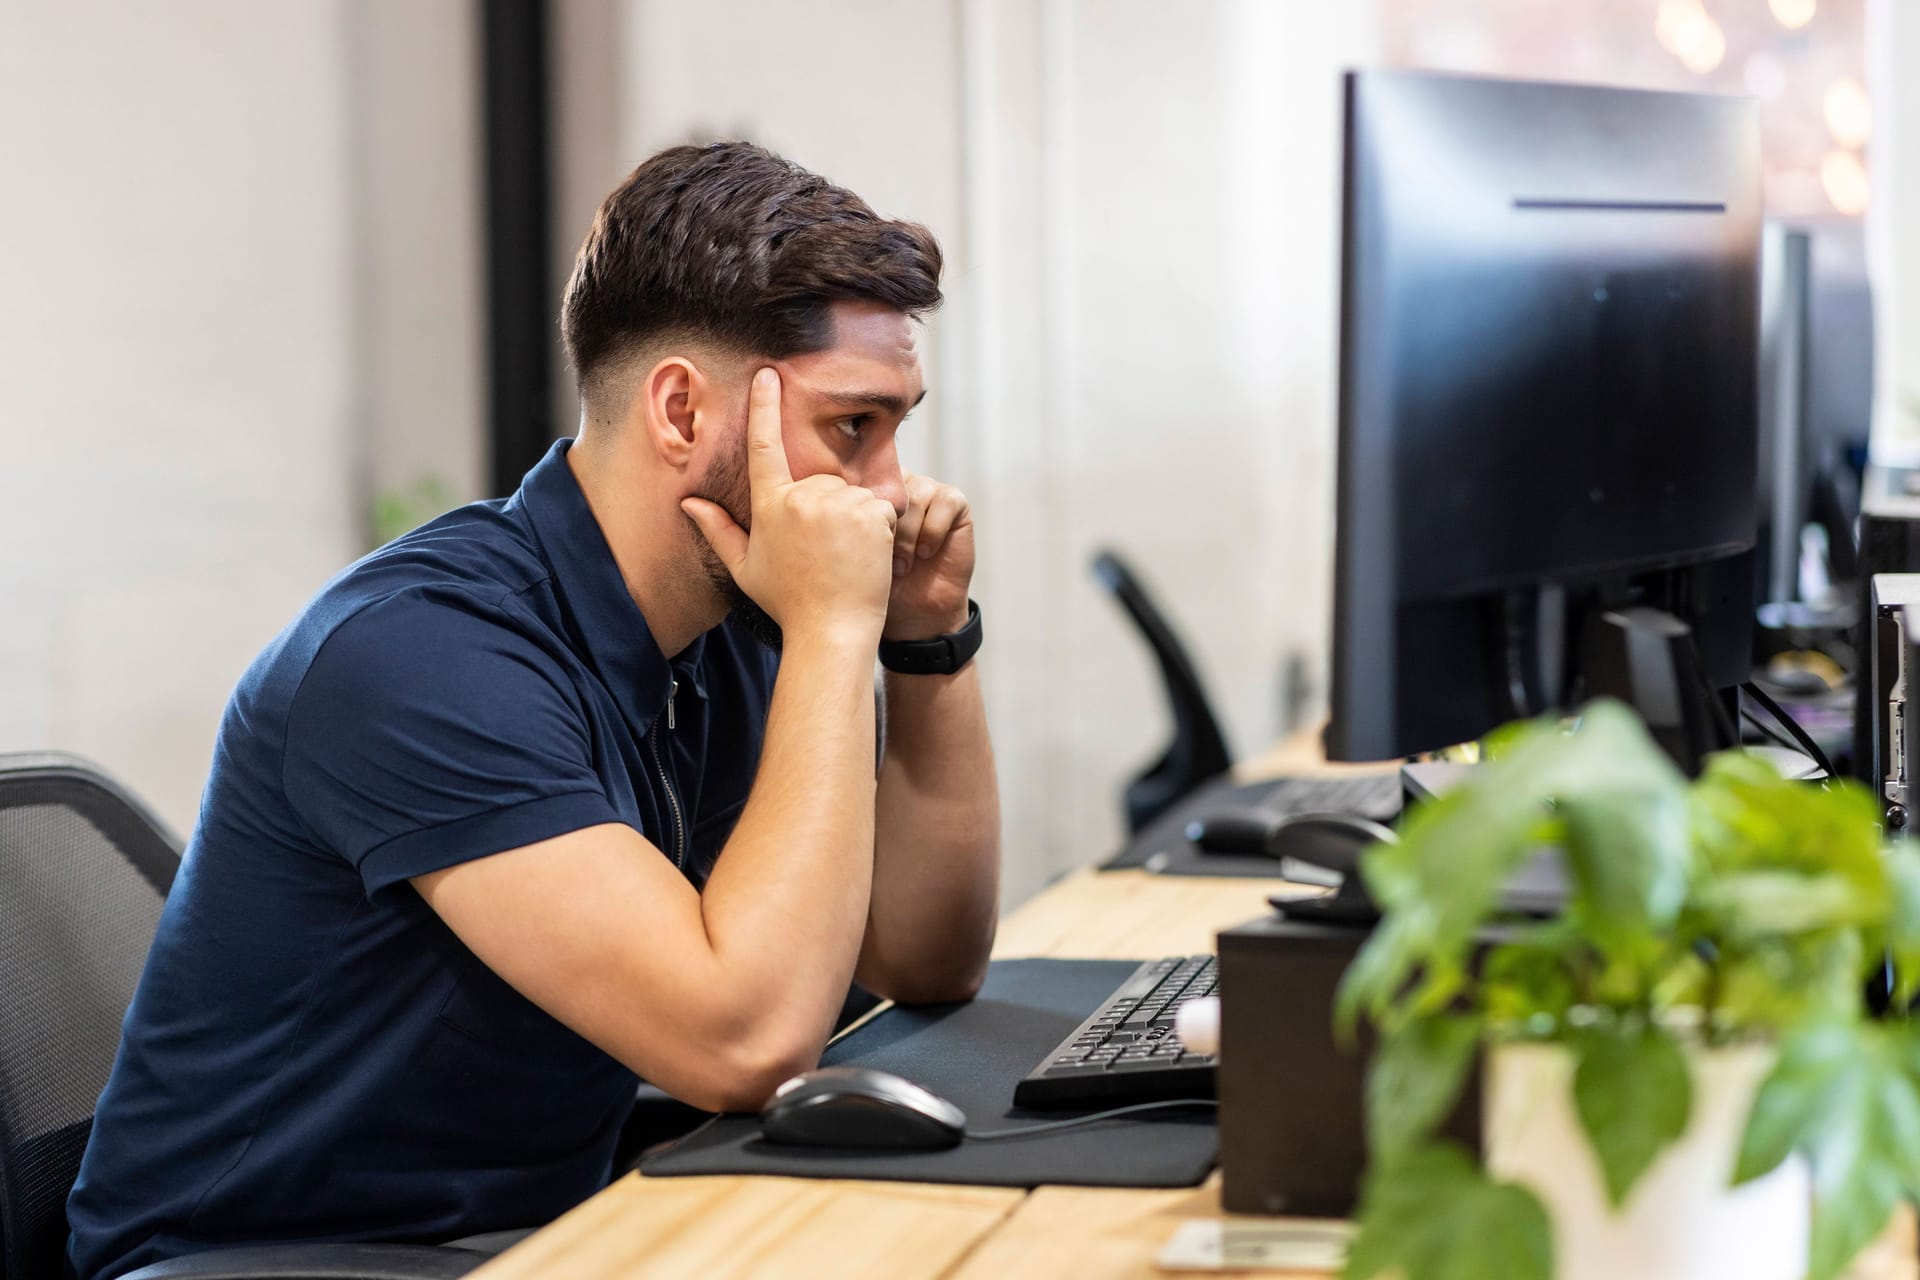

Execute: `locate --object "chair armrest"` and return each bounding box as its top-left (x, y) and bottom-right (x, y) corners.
top-left (118, 1242), bottom-right (487, 1280)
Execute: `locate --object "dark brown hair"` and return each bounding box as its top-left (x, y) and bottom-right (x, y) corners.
top-left (560, 141), bottom-right (944, 404)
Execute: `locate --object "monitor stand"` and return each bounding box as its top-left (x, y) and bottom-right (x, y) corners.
top-left (1411, 600), bottom-right (1737, 787)
top-left (1577, 606), bottom-right (1730, 776)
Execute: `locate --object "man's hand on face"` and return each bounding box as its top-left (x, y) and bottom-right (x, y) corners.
top-left (682, 368), bottom-right (899, 648)
top-left (885, 472), bottom-right (975, 642)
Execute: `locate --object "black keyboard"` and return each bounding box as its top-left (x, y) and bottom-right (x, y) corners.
top-left (1259, 772), bottom-right (1401, 820)
top-left (1013, 955), bottom-right (1217, 1108)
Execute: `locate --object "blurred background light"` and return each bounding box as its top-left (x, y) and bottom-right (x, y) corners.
top-left (1769, 0), bottom-right (1818, 30)
top-left (1657, 0), bottom-right (1728, 75)
top-left (1820, 147), bottom-right (1870, 214)
top-left (1825, 74), bottom-right (1872, 148)
top-left (1655, 0), bottom-right (1700, 54)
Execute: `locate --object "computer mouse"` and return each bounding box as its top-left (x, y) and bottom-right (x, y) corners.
top-left (759, 1066), bottom-right (967, 1151)
top-left (1265, 812), bottom-right (1397, 880)
top-left (1186, 808), bottom-right (1396, 885)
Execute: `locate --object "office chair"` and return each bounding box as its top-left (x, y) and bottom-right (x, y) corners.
top-left (1090, 550), bottom-right (1234, 833)
top-left (0, 753), bottom-right (481, 1280)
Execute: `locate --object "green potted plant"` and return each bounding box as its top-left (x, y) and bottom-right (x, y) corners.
top-left (1337, 700), bottom-right (1920, 1280)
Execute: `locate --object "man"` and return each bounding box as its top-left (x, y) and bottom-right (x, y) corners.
top-left (68, 141), bottom-right (1000, 1280)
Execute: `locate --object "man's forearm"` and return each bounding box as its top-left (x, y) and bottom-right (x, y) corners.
top-left (699, 629), bottom-right (881, 1073)
top-left (864, 660), bottom-right (1001, 1003)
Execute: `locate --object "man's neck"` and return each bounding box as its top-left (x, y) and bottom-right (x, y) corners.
top-left (565, 434), bottom-right (726, 659)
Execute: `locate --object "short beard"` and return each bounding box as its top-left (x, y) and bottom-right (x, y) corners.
top-left (688, 443), bottom-right (783, 651)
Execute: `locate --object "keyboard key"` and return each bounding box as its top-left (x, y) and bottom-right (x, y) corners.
top-left (1044, 1062), bottom-right (1110, 1078)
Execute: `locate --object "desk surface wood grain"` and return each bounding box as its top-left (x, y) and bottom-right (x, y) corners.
top-left (471, 855), bottom-right (1918, 1280)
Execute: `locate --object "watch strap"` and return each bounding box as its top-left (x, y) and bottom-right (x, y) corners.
top-left (878, 600), bottom-right (983, 675)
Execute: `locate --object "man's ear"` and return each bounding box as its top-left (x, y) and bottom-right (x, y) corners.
top-left (635, 356), bottom-right (705, 468)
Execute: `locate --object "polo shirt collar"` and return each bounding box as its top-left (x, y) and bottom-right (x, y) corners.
top-left (515, 439), bottom-right (708, 717)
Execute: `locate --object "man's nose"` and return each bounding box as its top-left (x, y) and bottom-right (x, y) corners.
top-left (858, 448), bottom-right (909, 520)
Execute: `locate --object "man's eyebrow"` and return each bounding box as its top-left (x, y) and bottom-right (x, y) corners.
top-left (814, 387), bottom-right (929, 417)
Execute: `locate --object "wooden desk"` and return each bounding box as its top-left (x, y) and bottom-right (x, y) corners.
top-left (469, 868), bottom-right (1287, 1280)
top-left (472, 865), bottom-right (1917, 1280)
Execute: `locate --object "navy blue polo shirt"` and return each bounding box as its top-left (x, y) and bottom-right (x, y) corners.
top-left (67, 440), bottom-right (779, 1280)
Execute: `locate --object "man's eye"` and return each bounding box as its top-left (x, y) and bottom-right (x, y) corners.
top-left (836, 415), bottom-right (869, 441)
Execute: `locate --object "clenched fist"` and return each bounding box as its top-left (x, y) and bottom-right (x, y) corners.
top-left (885, 471), bottom-right (975, 642)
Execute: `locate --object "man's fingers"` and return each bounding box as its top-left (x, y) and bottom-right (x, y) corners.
top-left (892, 474), bottom-right (933, 577)
top-left (745, 367), bottom-right (792, 495)
top-left (680, 498), bottom-right (749, 573)
top-left (915, 488), bottom-right (970, 559)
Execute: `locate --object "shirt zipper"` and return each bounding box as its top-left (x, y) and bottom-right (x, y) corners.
top-left (648, 678), bottom-right (686, 869)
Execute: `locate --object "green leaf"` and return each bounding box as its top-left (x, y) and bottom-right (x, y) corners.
top-left (1714, 930), bottom-right (1865, 1037)
top-left (1712, 871), bottom-right (1882, 938)
top-left (1691, 757), bottom-right (1886, 898)
top-left (1367, 1015), bottom-right (1480, 1168)
top-left (1809, 1160), bottom-right (1904, 1280)
top-left (1480, 923), bottom-right (1581, 1030)
top-left (1884, 840), bottom-right (1920, 1007)
top-left (1335, 904), bottom-right (1435, 1041)
top-left (1557, 783), bottom-right (1692, 950)
top-left (1343, 1144), bottom-right (1552, 1280)
top-left (1736, 1021), bottom-right (1920, 1280)
top-left (1572, 1023), bottom-right (1692, 1207)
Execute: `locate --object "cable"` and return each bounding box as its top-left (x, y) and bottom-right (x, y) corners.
top-left (1679, 634), bottom-right (1739, 751)
top-left (965, 1099), bottom-right (1219, 1142)
top-left (1740, 707), bottom-right (1801, 755)
top-left (1704, 673), bottom-right (1741, 752)
top-left (1741, 681), bottom-right (1837, 780)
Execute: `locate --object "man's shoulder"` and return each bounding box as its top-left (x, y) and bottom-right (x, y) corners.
top-left (334, 499), bottom-right (550, 615)
top-left (244, 501), bottom-right (562, 711)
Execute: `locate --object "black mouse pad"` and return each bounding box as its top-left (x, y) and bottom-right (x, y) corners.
top-left (637, 959), bottom-right (1218, 1188)
top-left (1100, 776), bottom-right (1300, 878)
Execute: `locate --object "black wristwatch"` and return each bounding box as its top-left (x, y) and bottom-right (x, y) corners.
top-left (878, 600), bottom-right (984, 675)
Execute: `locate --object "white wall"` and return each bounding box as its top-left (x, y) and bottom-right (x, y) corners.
top-left (0, 1), bottom-right (483, 838)
top-left (1035, 0), bottom-right (1373, 884)
top-left (597, 0), bottom-right (1376, 904)
top-left (1869, 0), bottom-right (1920, 459)
top-left (346, 0), bottom-right (487, 514)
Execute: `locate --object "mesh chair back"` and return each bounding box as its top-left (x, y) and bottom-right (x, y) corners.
top-left (0, 754), bottom-right (178, 1280)
top-left (1090, 550), bottom-right (1234, 832)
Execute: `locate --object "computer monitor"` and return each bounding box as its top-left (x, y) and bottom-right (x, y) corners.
top-left (1758, 220), bottom-right (1873, 608)
top-left (1326, 71), bottom-right (1763, 764)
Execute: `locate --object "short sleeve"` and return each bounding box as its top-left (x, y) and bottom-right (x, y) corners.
top-left (282, 593), bottom-right (621, 897)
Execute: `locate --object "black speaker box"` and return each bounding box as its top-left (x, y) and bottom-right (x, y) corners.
top-left (1217, 913), bottom-right (1480, 1216)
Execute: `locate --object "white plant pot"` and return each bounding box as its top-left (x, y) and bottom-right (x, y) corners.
top-left (1483, 1041), bottom-right (1810, 1280)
